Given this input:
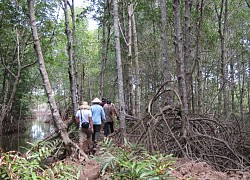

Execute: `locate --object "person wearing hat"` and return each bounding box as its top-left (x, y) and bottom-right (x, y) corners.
top-left (75, 101), bottom-right (93, 152)
top-left (91, 97), bottom-right (106, 146)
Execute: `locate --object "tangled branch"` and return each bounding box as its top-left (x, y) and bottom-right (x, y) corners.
top-left (124, 85), bottom-right (250, 171)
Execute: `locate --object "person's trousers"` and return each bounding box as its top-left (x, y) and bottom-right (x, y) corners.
top-left (79, 128), bottom-right (92, 151)
top-left (92, 124), bottom-right (101, 142)
top-left (104, 122), bottom-right (114, 137)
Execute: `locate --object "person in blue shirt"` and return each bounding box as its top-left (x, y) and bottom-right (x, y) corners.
top-left (90, 97), bottom-right (106, 145)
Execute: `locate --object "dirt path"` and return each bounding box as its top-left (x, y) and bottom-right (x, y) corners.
top-left (171, 158), bottom-right (250, 180)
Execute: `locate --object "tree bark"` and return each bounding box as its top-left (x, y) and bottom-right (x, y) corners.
top-left (184, 0), bottom-right (192, 113)
top-left (79, 64), bottom-right (85, 102)
top-left (173, 0), bottom-right (189, 143)
top-left (132, 3), bottom-right (141, 117)
top-left (229, 55), bottom-right (235, 112)
top-left (99, 21), bottom-right (106, 98)
top-left (62, 0), bottom-right (78, 119)
top-left (194, 0), bottom-right (204, 114)
top-left (160, 0), bottom-right (172, 107)
top-left (239, 62), bottom-right (245, 118)
top-left (0, 29), bottom-right (33, 134)
top-left (160, 0), bottom-right (170, 82)
top-left (99, 0), bottom-right (111, 98)
top-left (113, 0), bottom-right (126, 135)
top-left (68, 0), bottom-right (79, 105)
top-left (173, 0), bottom-right (188, 114)
top-left (127, 2), bottom-right (134, 115)
top-left (88, 76), bottom-right (92, 100)
top-left (215, 0), bottom-right (229, 116)
top-left (27, 0), bottom-right (75, 155)
top-left (248, 53), bottom-right (250, 114)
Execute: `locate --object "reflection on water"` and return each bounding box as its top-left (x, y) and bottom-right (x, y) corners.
top-left (0, 118), bottom-right (54, 153)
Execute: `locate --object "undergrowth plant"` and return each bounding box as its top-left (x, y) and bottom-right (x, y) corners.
top-left (93, 138), bottom-right (175, 179)
top-left (0, 139), bottom-right (81, 180)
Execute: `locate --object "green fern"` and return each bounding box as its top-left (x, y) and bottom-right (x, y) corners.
top-left (0, 139), bottom-right (80, 180)
top-left (93, 137), bottom-right (175, 179)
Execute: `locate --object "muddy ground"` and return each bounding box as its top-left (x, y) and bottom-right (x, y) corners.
top-left (77, 155), bottom-right (250, 180)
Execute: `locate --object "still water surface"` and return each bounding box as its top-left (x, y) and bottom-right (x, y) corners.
top-left (0, 118), bottom-right (53, 153)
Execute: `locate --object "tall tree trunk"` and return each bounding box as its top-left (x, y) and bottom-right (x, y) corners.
top-left (239, 62), bottom-right (245, 118)
top-left (247, 54), bottom-right (250, 113)
top-left (173, 0), bottom-right (189, 145)
top-left (99, 21), bottom-right (107, 98)
top-left (27, 0), bottom-right (88, 159)
top-left (152, 7), bottom-right (158, 91)
top-left (127, 2), bottom-right (134, 115)
top-left (222, 0), bottom-right (229, 116)
top-left (229, 55), bottom-right (235, 112)
top-left (173, 0), bottom-right (188, 114)
top-left (69, 0), bottom-right (79, 105)
top-left (28, 0), bottom-right (70, 144)
top-left (160, 0), bottom-right (172, 107)
top-left (62, 0), bottom-right (77, 119)
top-left (1, 72), bottom-right (9, 107)
top-left (217, 73), bottom-right (222, 111)
top-left (88, 76), bottom-right (92, 100)
top-left (248, 53), bottom-right (250, 114)
top-left (121, 0), bottom-right (130, 115)
top-left (132, 3), bottom-right (141, 117)
top-left (215, 0), bottom-right (229, 116)
top-left (184, 0), bottom-right (192, 113)
top-left (0, 69), bottom-right (20, 135)
top-left (113, 0), bottom-right (126, 136)
top-left (194, 0), bottom-right (204, 114)
top-left (79, 64), bottom-right (85, 102)
top-left (99, 0), bottom-right (111, 97)
top-left (160, 0), bottom-right (170, 82)
top-left (0, 29), bottom-right (32, 134)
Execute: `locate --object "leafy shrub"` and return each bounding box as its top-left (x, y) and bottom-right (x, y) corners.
top-left (94, 138), bottom-right (175, 179)
top-left (0, 140), bottom-right (81, 180)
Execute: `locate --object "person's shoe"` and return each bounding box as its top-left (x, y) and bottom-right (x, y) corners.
top-left (88, 144), bottom-right (93, 150)
top-left (84, 148), bottom-right (90, 155)
top-left (93, 140), bottom-right (98, 147)
top-left (90, 146), bottom-right (97, 155)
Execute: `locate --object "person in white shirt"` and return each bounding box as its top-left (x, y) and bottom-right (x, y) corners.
top-left (75, 101), bottom-right (93, 152)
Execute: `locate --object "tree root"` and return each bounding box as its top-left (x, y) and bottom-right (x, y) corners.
top-left (124, 85), bottom-right (250, 171)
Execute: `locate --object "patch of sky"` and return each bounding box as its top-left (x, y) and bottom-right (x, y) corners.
top-left (69, 0), bottom-right (98, 30)
top-left (57, 0), bottom-right (98, 30)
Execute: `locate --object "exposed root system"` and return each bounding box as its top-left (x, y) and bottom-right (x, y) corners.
top-left (122, 85), bottom-right (250, 171)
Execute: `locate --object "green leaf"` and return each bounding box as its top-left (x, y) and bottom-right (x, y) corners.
top-left (31, 172), bottom-right (37, 180)
top-left (140, 170), bottom-right (155, 178)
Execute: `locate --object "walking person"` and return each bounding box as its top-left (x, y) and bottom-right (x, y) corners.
top-left (100, 97), bottom-right (107, 132)
top-left (75, 101), bottom-right (93, 153)
top-left (91, 98), bottom-right (106, 146)
top-left (100, 97), bottom-right (107, 107)
top-left (103, 99), bottom-right (116, 137)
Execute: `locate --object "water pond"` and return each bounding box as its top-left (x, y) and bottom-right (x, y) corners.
top-left (0, 117), bottom-right (53, 153)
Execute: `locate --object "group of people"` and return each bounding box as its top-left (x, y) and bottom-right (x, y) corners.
top-left (75, 97), bottom-right (117, 152)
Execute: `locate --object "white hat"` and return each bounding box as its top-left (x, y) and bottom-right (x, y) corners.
top-left (92, 97), bottom-right (101, 103)
top-left (79, 101), bottom-right (90, 109)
